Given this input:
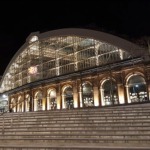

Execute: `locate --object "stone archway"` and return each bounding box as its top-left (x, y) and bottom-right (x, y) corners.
top-left (62, 85), bottom-right (73, 109)
top-left (126, 74), bottom-right (148, 103)
top-left (82, 82), bottom-right (94, 107)
top-left (34, 91), bottom-right (43, 111)
top-left (101, 79), bottom-right (118, 106)
top-left (47, 89), bottom-right (57, 110)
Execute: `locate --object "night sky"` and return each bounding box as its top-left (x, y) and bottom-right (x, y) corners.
top-left (0, 0), bottom-right (150, 75)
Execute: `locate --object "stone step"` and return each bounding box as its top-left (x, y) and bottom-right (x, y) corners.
top-left (1, 122), bottom-right (150, 129)
top-left (0, 137), bottom-right (150, 144)
top-left (1, 117), bottom-right (150, 123)
top-left (3, 108), bottom-right (150, 117)
top-left (4, 108), bottom-right (149, 116)
top-left (1, 129), bottom-right (150, 135)
top-left (1, 116), bottom-right (150, 125)
top-left (2, 104), bottom-right (150, 118)
top-left (3, 125), bottom-right (150, 131)
top-left (1, 133), bottom-right (150, 139)
top-left (3, 113), bottom-right (150, 120)
top-left (4, 113), bottom-right (150, 120)
top-left (1, 115), bottom-right (150, 124)
top-left (0, 104), bottom-right (150, 149)
top-left (0, 143), bottom-right (150, 150)
top-left (1, 113), bottom-right (150, 123)
top-left (0, 123), bottom-right (150, 130)
top-left (9, 119), bottom-right (150, 125)
top-left (7, 111), bottom-right (150, 116)
top-left (2, 124), bottom-right (150, 131)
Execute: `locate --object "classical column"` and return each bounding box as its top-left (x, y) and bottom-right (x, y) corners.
top-left (42, 98), bottom-right (46, 110)
top-left (42, 87), bottom-right (47, 111)
top-left (22, 93), bottom-right (25, 112)
top-left (62, 94), bottom-right (65, 109)
top-left (14, 98), bottom-right (17, 113)
top-left (100, 88), bottom-right (105, 106)
top-left (147, 80), bottom-right (150, 101)
top-left (56, 84), bottom-right (61, 109)
top-left (124, 85), bottom-right (128, 104)
top-left (16, 96), bottom-right (18, 112)
top-left (117, 83), bottom-right (125, 104)
top-left (93, 86), bottom-right (99, 106)
top-left (79, 86), bottom-right (83, 108)
top-left (47, 96), bottom-right (50, 110)
top-left (56, 93), bottom-right (61, 109)
top-left (34, 98), bottom-right (37, 111)
top-left (125, 85), bottom-right (131, 103)
top-left (25, 95), bottom-right (27, 112)
top-left (30, 89), bottom-right (34, 112)
top-left (73, 81), bottom-right (78, 108)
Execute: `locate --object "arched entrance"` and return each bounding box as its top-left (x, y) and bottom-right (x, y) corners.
top-left (82, 82), bottom-right (94, 107)
top-left (47, 89), bottom-right (57, 110)
top-left (101, 79), bottom-right (118, 106)
top-left (63, 86), bottom-right (73, 109)
top-left (34, 91), bottom-right (43, 111)
top-left (127, 75), bottom-right (148, 103)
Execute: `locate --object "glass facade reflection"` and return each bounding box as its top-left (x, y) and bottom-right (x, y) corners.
top-left (1, 36), bottom-right (129, 93)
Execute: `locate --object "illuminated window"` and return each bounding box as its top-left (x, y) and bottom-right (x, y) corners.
top-left (128, 75), bottom-right (147, 103)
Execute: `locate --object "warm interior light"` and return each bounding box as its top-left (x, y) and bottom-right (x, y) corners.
top-left (28, 66), bottom-right (37, 75)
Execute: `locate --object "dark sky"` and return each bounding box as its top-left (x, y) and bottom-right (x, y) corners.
top-left (0, 0), bottom-right (150, 75)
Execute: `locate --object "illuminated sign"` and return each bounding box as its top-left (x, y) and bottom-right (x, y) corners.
top-left (28, 66), bottom-right (37, 75)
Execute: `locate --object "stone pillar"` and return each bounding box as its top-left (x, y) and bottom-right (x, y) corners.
top-left (29, 89), bottom-right (34, 112)
top-left (14, 97), bottom-right (17, 113)
top-left (16, 95), bottom-right (18, 112)
top-left (47, 96), bottom-right (50, 110)
top-left (73, 81), bottom-right (78, 108)
top-left (79, 86), bottom-right (83, 108)
top-left (42, 98), bottom-right (46, 110)
top-left (34, 91), bottom-right (38, 112)
top-left (56, 84), bottom-right (61, 109)
top-left (10, 96), bottom-right (16, 112)
top-left (73, 91), bottom-right (78, 108)
top-left (125, 85), bottom-right (131, 103)
top-left (62, 94), bottom-right (65, 109)
top-left (23, 92), bottom-right (25, 112)
top-left (93, 86), bottom-right (99, 106)
top-left (123, 86), bottom-right (128, 104)
top-left (147, 80), bottom-right (150, 101)
top-left (24, 94), bottom-right (27, 112)
top-left (57, 93), bottom-right (61, 109)
top-left (42, 87), bottom-right (47, 111)
top-left (8, 95), bottom-right (11, 112)
top-left (100, 88), bottom-right (105, 106)
top-left (117, 84), bottom-right (125, 104)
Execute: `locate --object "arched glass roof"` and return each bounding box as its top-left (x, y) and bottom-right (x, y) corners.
top-left (0, 28), bottom-right (146, 93)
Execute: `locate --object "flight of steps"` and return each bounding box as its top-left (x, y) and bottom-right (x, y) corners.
top-left (0, 103), bottom-right (150, 150)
